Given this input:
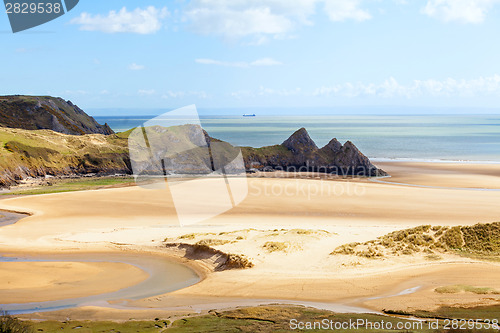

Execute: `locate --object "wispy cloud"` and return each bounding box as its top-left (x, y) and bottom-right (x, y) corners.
top-left (184, 0), bottom-right (370, 42)
top-left (129, 63), bottom-right (145, 71)
top-left (422, 0), bottom-right (500, 23)
top-left (231, 86), bottom-right (301, 98)
top-left (195, 57), bottom-right (283, 67)
top-left (161, 91), bottom-right (209, 99)
top-left (71, 6), bottom-right (169, 34)
top-left (313, 75), bottom-right (500, 98)
top-left (324, 0), bottom-right (371, 22)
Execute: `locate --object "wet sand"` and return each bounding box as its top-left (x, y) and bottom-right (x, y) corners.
top-left (0, 161), bottom-right (499, 319)
top-left (0, 261), bottom-right (148, 304)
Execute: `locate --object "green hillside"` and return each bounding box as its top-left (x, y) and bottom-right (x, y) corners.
top-left (0, 95), bottom-right (113, 135)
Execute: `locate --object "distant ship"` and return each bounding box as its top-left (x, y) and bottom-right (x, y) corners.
top-left (243, 114), bottom-right (256, 117)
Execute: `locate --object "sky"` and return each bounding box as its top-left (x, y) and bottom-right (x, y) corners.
top-left (3, 0), bottom-right (500, 114)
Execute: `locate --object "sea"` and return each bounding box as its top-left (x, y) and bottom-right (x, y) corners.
top-left (94, 115), bottom-right (500, 163)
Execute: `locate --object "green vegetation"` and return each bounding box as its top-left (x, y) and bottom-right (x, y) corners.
top-left (387, 304), bottom-right (500, 321)
top-left (11, 304), bottom-right (499, 332)
top-left (32, 319), bottom-right (168, 332)
top-left (0, 311), bottom-right (33, 333)
top-left (0, 127), bottom-right (130, 187)
top-left (241, 144), bottom-right (292, 166)
top-left (0, 95), bottom-right (113, 136)
top-left (3, 176), bottom-right (135, 196)
top-left (332, 222), bottom-right (500, 260)
top-left (435, 285), bottom-right (499, 295)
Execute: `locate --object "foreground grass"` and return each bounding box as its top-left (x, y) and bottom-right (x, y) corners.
top-left (3, 176), bottom-right (135, 196)
top-left (23, 305), bottom-right (500, 332)
top-left (386, 304), bottom-right (500, 321)
top-left (32, 319), bottom-right (168, 332)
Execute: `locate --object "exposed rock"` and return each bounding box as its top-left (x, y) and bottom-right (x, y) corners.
top-left (241, 128), bottom-right (386, 177)
top-left (282, 127), bottom-right (318, 153)
top-left (320, 138), bottom-right (342, 154)
top-left (0, 125), bottom-right (385, 188)
top-left (0, 95), bottom-right (114, 135)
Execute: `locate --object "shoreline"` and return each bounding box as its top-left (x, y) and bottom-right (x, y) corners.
top-left (0, 248), bottom-right (203, 313)
top-left (371, 157), bottom-right (500, 164)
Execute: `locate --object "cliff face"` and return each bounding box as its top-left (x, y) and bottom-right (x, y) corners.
top-left (0, 95), bottom-right (113, 135)
top-left (241, 128), bottom-right (386, 177)
top-left (0, 128), bottom-right (128, 187)
top-left (0, 125), bottom-right (385, 187)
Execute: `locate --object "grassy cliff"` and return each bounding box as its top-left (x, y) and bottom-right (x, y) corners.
top-left (0, 95), bottom-right (113, 135)
top-left (0, 127), bottom-right (129, 187)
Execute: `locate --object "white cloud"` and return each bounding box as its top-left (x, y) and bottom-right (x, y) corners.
top-left (231, 86), bottom-right (301, 98)
top-left (195, 57), bottom-right (283, 67)
top-left (71, 6), bottom-right (169, 34)
top-left (161, 91), bottom-right (209, 99)
top-left (129, 63), bottom-right (145, 71)
top-left (323, 0), bottom-right (371, 22)
top-left (184, 0), bottom-right (370, 41)
top-left (313, 75), bottom-right (500, 98)
top-left (422, 0), bottom-right (500, 23)
top-left (258, 86), bottom-right (302, 96)
top-left (64, 90), bottom-right (89, 96)
top-left (138, 89), bottom-right (156, 96)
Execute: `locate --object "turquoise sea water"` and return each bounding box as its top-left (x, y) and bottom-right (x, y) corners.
top-left (95, 115), bottom-right (500, 162)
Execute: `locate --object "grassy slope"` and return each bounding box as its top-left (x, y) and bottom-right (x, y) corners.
top-left (3, 176), bottom-right (135, 195)
top-left (0, 95), bottom-right (112, 135)
top-left (27, 305), bottom-right (500, 332)
top-left (0, 128), bottom-right (129, 186)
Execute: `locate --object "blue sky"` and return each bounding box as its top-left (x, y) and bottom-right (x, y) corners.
top-left (3, 0), bottom-right (500, 114)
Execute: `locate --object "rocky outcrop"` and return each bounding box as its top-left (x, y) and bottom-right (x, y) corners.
top-left (0, 125), bottom-right (385, 188)
top-left (164, 242), bottom-right (254, 271)
top-left (0, 95), bottom-right (114, 135)
top-left (241, 128), bottom-right (386, 177)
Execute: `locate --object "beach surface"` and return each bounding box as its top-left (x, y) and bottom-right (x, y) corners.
top-left (0, 261), bottom-right (148, 304)
top-left (0, 161), bottom-right (499, 320)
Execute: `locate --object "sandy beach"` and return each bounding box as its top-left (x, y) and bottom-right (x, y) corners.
top-left (0, 261), bottom-right (148, 304)
top-left (1, 161), bottom-right (499, 320)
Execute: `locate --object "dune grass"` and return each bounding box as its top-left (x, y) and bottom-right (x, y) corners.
top-left (435, 285), bottom-right (499, 295)
top-left (262, 241), bottom-right (290, 252)
top-left (332, 222), bottom-right (500, 260)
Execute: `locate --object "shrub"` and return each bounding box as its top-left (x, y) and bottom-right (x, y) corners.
top-left (0, 311), bottom-right (33, 333)
top-left (196, 239), bottom-right (230, 246)
top-left (441, 227), bottom-right (464, 249)
top-left (263, 241), bottom-right (289, 252)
